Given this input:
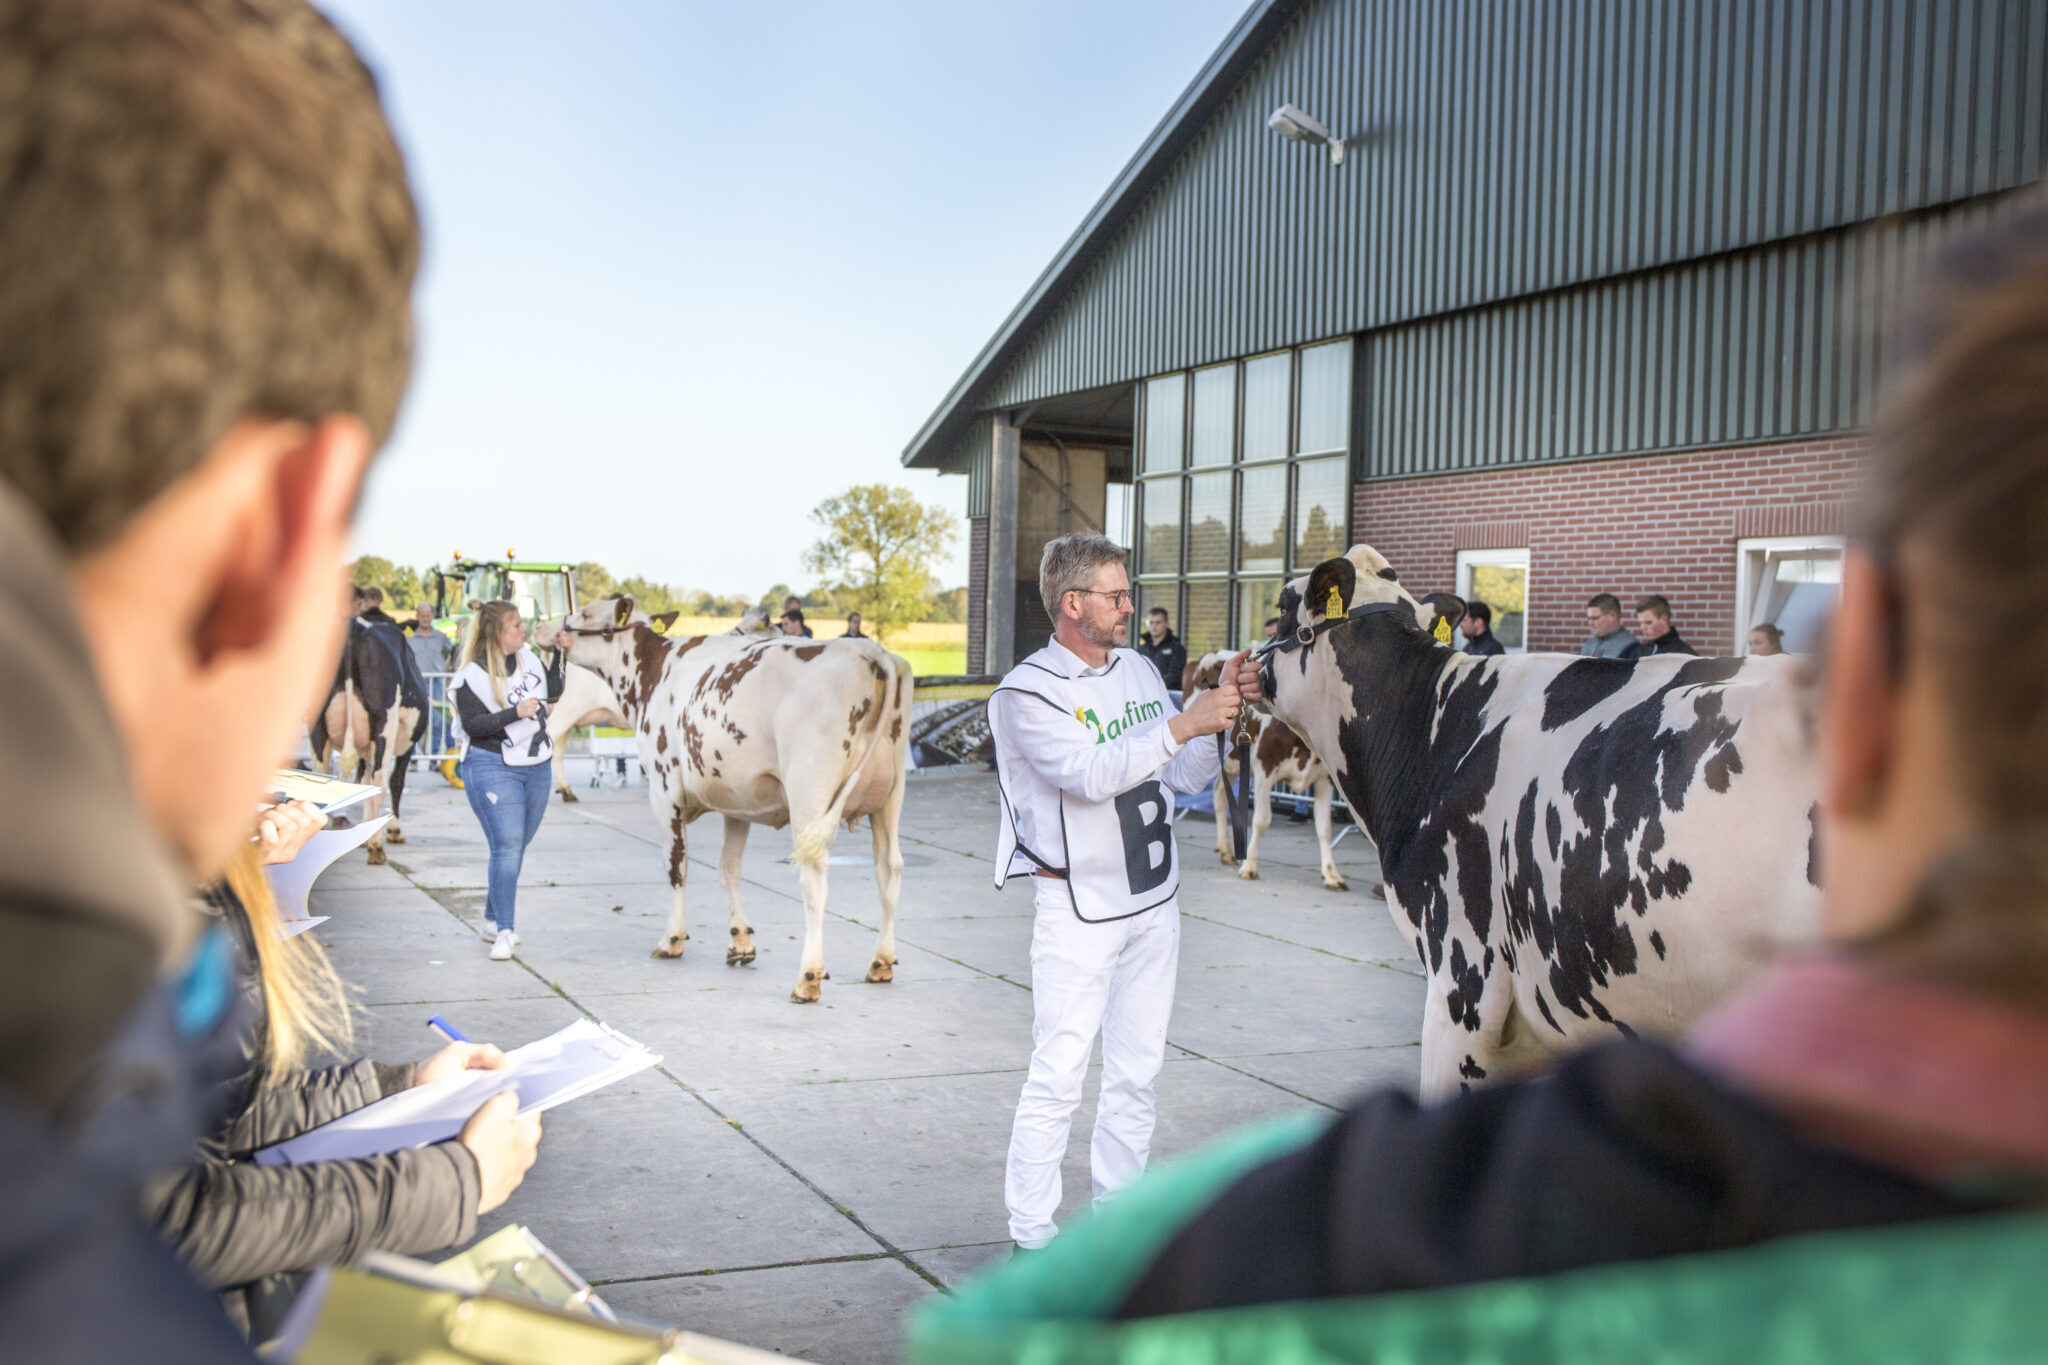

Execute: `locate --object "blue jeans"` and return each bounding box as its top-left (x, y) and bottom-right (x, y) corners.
top-left (463, 749), bottom-right (551, 931)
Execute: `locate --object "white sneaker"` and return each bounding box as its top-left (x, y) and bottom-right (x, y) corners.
top-left (480, 918), bottom-right (497, 940)
top-left (489, 929), bottom-right (516, 961)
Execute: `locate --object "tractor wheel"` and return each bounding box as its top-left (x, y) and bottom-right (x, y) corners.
top-left (441, 757), bottom-right (464, 789)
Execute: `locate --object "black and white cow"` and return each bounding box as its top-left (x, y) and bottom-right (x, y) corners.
top-left (310, 617), bottom-right (426, 865)
top-left (1262, 545), bottom-right (1819, 1099)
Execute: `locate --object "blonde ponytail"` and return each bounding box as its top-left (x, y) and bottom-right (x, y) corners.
top-left (224, 844), bottom-right (354, 1081)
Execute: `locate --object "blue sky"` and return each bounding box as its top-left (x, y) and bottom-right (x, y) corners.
top-left (323, 0), bottom-right (1246, 595)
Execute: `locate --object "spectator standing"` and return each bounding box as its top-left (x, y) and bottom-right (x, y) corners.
top-left (1135, 606), bottom-right (1187, 688)
top-left (409, 606), bottom-right (455, 756)
top-left (452, 601), bottom-right (567, 961)
top-left (1749, 622), bottom-right (1786, 656)
top-left (843, 611), bottom-right (867, 639)
top-left (1627, 595), bottom-right (1699, 657)
top-left (782, 608), bottom-right (809, 637)
top-left (1459, 601), bottom-right (1508, 656)
top-left (783, 595), bottom-right (814, 636)
top-left (1581, 594), bottom-right (1635, 657)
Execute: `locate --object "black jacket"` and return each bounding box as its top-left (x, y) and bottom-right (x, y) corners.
top-left (1627, 627), bottom-right (1699, 658)
top-left (1136, 630), bottom-right (1188, 690)
top-left (1462, 628), bottom-right (1508, 657)
top-left (1117, 1042), bottom-right (1987, 1319)
top-left (145, 888), bottom-right (480, 1327)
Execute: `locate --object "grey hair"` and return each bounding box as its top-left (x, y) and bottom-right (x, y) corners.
top-left (1039, 534), bottom-right (1127, 620)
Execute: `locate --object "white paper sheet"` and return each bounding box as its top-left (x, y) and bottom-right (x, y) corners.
top-left (264, 816), bottom-right (389, 927)
top-left (254, 1019), bottom-right (661, 1166)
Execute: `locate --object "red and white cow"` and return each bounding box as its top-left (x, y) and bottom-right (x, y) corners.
top-left (560, 596), bottom-right (913, 1003)
top-left (1186, 651), bottom-right (1348, 891)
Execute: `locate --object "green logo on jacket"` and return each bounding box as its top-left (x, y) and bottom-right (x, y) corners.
top-left (1074, 698), bottom-right (1164, 744)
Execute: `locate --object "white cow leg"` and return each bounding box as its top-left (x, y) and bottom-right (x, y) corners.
top-left (652, 806), bottom-right (691, 958)
top-left (865, 779), bottom-right (905, 984)
top-left (1418, 968), bottom-right (1507, 1103)
top-left (1312, 779), bottom-right (1347, 890)
top-left (719, 815), bottom-right (755, 965)
top-left (790, 851), bottom-right (830, 1004)
top-left (1237, 767), bottom-right (1274, 881)
top-left (1212, 775), bottom-right (1234, 865)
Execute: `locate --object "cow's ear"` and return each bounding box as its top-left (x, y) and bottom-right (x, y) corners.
top-left (613, 596), bottom-right (635, 627)
top-left (651, 609), bottom-right (680, 633)
top-left (1415, 592), bottom-right (1466, 644)
top-left (1305, 558), bottom-right (1358, 621)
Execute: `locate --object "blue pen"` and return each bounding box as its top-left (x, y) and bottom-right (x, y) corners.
top-left (427, 1014), bottom-right (470, 1044)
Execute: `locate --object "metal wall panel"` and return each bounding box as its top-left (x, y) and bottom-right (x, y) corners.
top-left (973, 0), bottom-right (2046, 420)
top-left (1356, 194), bottom-right (2012, 478)
top-left (961, 418), bottom-right (992, 518)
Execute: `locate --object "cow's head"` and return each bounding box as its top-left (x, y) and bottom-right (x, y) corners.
top-left (560, 595), bottom-right (676, 669)
top-left (1263, 545), bottom-right (1464, 727)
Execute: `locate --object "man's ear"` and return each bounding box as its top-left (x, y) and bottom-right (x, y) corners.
top-left (613, 596), bottom-right (635, 628)
top-left (1305, 558), bottom-right (1358, 621)
top-left (1415, 592), bottom-right (1466, 644)
top-left (1820, 553), bottom-right (1897, 819)
top-left (651, 609), bottom-right (680, 633)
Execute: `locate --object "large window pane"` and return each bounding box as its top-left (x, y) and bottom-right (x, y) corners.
top-left (1139, 477), bottom-right (1182, 575)
top-left (1184, 581), bottom-right (1230, 658)
top-left (1190, 364), bottom-right (1235, 467)
top-left (1142, 374), bottom-right (1185, 474)
top-left (1242, 352), bottom-right (1290, 462)
top-left (1237, 578), bottom-right (1284, 647)
top-left (1292, 456), bottom-right (1349, 568)
top-left (1133, 581), bottom-right (1175, 649)
top-left (1186, 471), bottom-right (1233, 573)
top-left (1104, 483), bottom-right (1133, 549)
top-left (1238, 464), bottom-right (1287, 571)
top-left (1297, 339), bottom-right (1352, 454)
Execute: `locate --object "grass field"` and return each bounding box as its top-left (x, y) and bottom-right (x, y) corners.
top-left (666, 617), bottom-right (969, 678)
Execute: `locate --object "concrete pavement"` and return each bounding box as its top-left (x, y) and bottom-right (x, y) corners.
top-left (313, 763), bottom-right (1424, 1363)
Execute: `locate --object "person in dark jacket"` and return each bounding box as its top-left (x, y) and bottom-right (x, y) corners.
top-left (147, 832), bottom-right (538, 1337)
top-left (1457, 600), bottom-right (1508, 656)
top-left (1135, 606), bottom-right (1188, 688)
top-left (1117, 195), bottom-right (2048, 1321)
top-left (0, 0), bottom-right (434, 1356)
top-left (1625, 594), bottom-right (1699, 657)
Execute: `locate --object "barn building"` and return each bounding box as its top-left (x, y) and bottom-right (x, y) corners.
top-left (903, 0), bottom-right (2048, 672)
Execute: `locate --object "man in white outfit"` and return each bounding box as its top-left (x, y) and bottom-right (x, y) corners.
top-left (989, 534), bottom-right (1260, 1252)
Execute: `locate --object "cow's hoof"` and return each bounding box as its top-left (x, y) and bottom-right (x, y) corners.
top-left (726, 948), bottom-right (756, 966)
top-left (365, 845), bottom-right (387, 866)
top-left (559, 788), bottom-right (580, 804)
top-left (1238, 865), bottom-right (1260, 881)
top-left (1218, 853), bottom-right (1236, 867)
top-left (1369, 883), bottom-right (1387, 900)
top-left (386, 828), bottom-right (406, 845)
top-left (866, 958), bottom-right (895, 984)
top-left (790, 971), bottom-right (822, 1003)
top-left (1324, 875), bottom-right (1350, 891)
top-left (651, 936), bottom-right (686, 959)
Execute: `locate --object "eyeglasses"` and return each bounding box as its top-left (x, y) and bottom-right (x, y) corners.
top-left (1069, 588), bottom-right (1133, 609)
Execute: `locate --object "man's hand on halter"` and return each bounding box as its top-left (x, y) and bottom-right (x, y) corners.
top-left (1168, 651), bottom-right (1261, 744)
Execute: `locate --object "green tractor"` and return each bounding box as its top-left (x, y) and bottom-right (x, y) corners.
top-left (425, 553), bottom-right (580, 787)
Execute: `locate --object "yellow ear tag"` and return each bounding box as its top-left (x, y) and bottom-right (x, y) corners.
top-left (1433, 617), bottom-right (1453, 644)
top-left (1325, 586), bottom-right (1344, 619)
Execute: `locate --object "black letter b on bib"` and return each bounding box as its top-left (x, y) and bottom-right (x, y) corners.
top-left (1114, 782), bottom-right (1172, 895)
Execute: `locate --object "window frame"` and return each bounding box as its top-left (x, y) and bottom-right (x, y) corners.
top-left (1735, 534), bottom-right (1844, 655)
top-left (1454, 547), bottom-right (1532, 655)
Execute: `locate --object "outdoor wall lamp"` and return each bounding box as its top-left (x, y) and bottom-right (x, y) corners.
top-left (1268, 103), bottom-right (1345, 166)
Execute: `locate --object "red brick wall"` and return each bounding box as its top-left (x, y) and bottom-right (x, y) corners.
top-left (1351, 437), bottom-right (1865, 655)
top-left (967, 516), bottom-right (989, 674)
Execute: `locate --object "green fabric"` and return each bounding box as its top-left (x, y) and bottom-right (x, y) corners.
top-left (911, 1115), bottom-right (2048, 1365)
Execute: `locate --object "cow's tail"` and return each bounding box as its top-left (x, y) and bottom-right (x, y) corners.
top-left (791, 656), bottom-right (899, 865)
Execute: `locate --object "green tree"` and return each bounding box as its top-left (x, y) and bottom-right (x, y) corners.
top-left (755, 582), bottom-right (796, 617)
top-left (574, 561), bottom-right (617, 604)
top-left (345, 556), bottom-right (425, 610)
top-left (801, 484), bottom-right (958, 642)
top-left (618, 575), bottom-right (678, 615)
top-left (927, 585), bottom-right (969, 623)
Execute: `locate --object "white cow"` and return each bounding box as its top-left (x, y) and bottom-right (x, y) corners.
top-left (559, 596), bottom-right (913, 1002)
top-left (546, 662), bottom-right (628, 802)
top-left (1185, 650), bottom-right (1348, 890)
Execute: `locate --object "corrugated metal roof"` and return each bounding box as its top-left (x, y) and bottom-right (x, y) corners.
top-left (905, 0), bottom-right (2048, 473)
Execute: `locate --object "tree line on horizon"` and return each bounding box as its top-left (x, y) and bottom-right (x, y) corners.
top-left (346, 483), bottom-right (967, 639)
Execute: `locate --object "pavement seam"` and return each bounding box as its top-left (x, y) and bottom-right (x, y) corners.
top-left (392, 858), bottom-right (950, 1295)
top-left (586, 1240), bottom-right (1010, 1289)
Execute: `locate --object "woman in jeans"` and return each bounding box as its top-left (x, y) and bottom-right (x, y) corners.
top-left (452, 600), bottom-right (565, 960)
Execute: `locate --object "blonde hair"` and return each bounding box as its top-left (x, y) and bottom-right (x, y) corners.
top-left (223, 844), bottom-right (353, 1081)
top-left (461, 600), bottom-right (523, 706)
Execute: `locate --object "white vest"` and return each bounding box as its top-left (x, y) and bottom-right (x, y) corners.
top-left (452, 647), bottom-right (553, 767)
top-left (990, 647), bottom-right (1180, 922)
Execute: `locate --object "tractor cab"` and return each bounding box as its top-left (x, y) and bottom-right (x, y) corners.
top-left (431, 553), bottom-right (579, 644)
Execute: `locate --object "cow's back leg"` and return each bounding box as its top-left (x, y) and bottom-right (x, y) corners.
top-left (386, 735), bottom-right (412, 846)
top-left (552, 744), bottom-right (577, 803)
top-left (652, 803), bottom-right (693, 958)
top-left (719, 816), bottom-right (755, 965)
top-left (864, 773), bottom-right (905, 984)
top-left (784, 808), bottom-right (834, 1002)
top-left (1212, 772), bottom-right (1234, 864)
top-left (1238, 764), bottom-right (1276, 881)
top-left (383, 707), bottom-right (418, 845)
top-left (1418, 951), bottom-right (1515, 1103)
top-left (1311, 777), bottom-right (1347, 890)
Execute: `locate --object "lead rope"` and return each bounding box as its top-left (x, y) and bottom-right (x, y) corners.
top-left (1217, 711), bottom-right (1252, 863)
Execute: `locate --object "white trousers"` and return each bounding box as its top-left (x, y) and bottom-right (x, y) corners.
top-left (1004, 883), bottom-right (1181, 1247)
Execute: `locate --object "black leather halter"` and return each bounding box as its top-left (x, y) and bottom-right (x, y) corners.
top-left (1249, 599), bottom-right (1413, 698)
